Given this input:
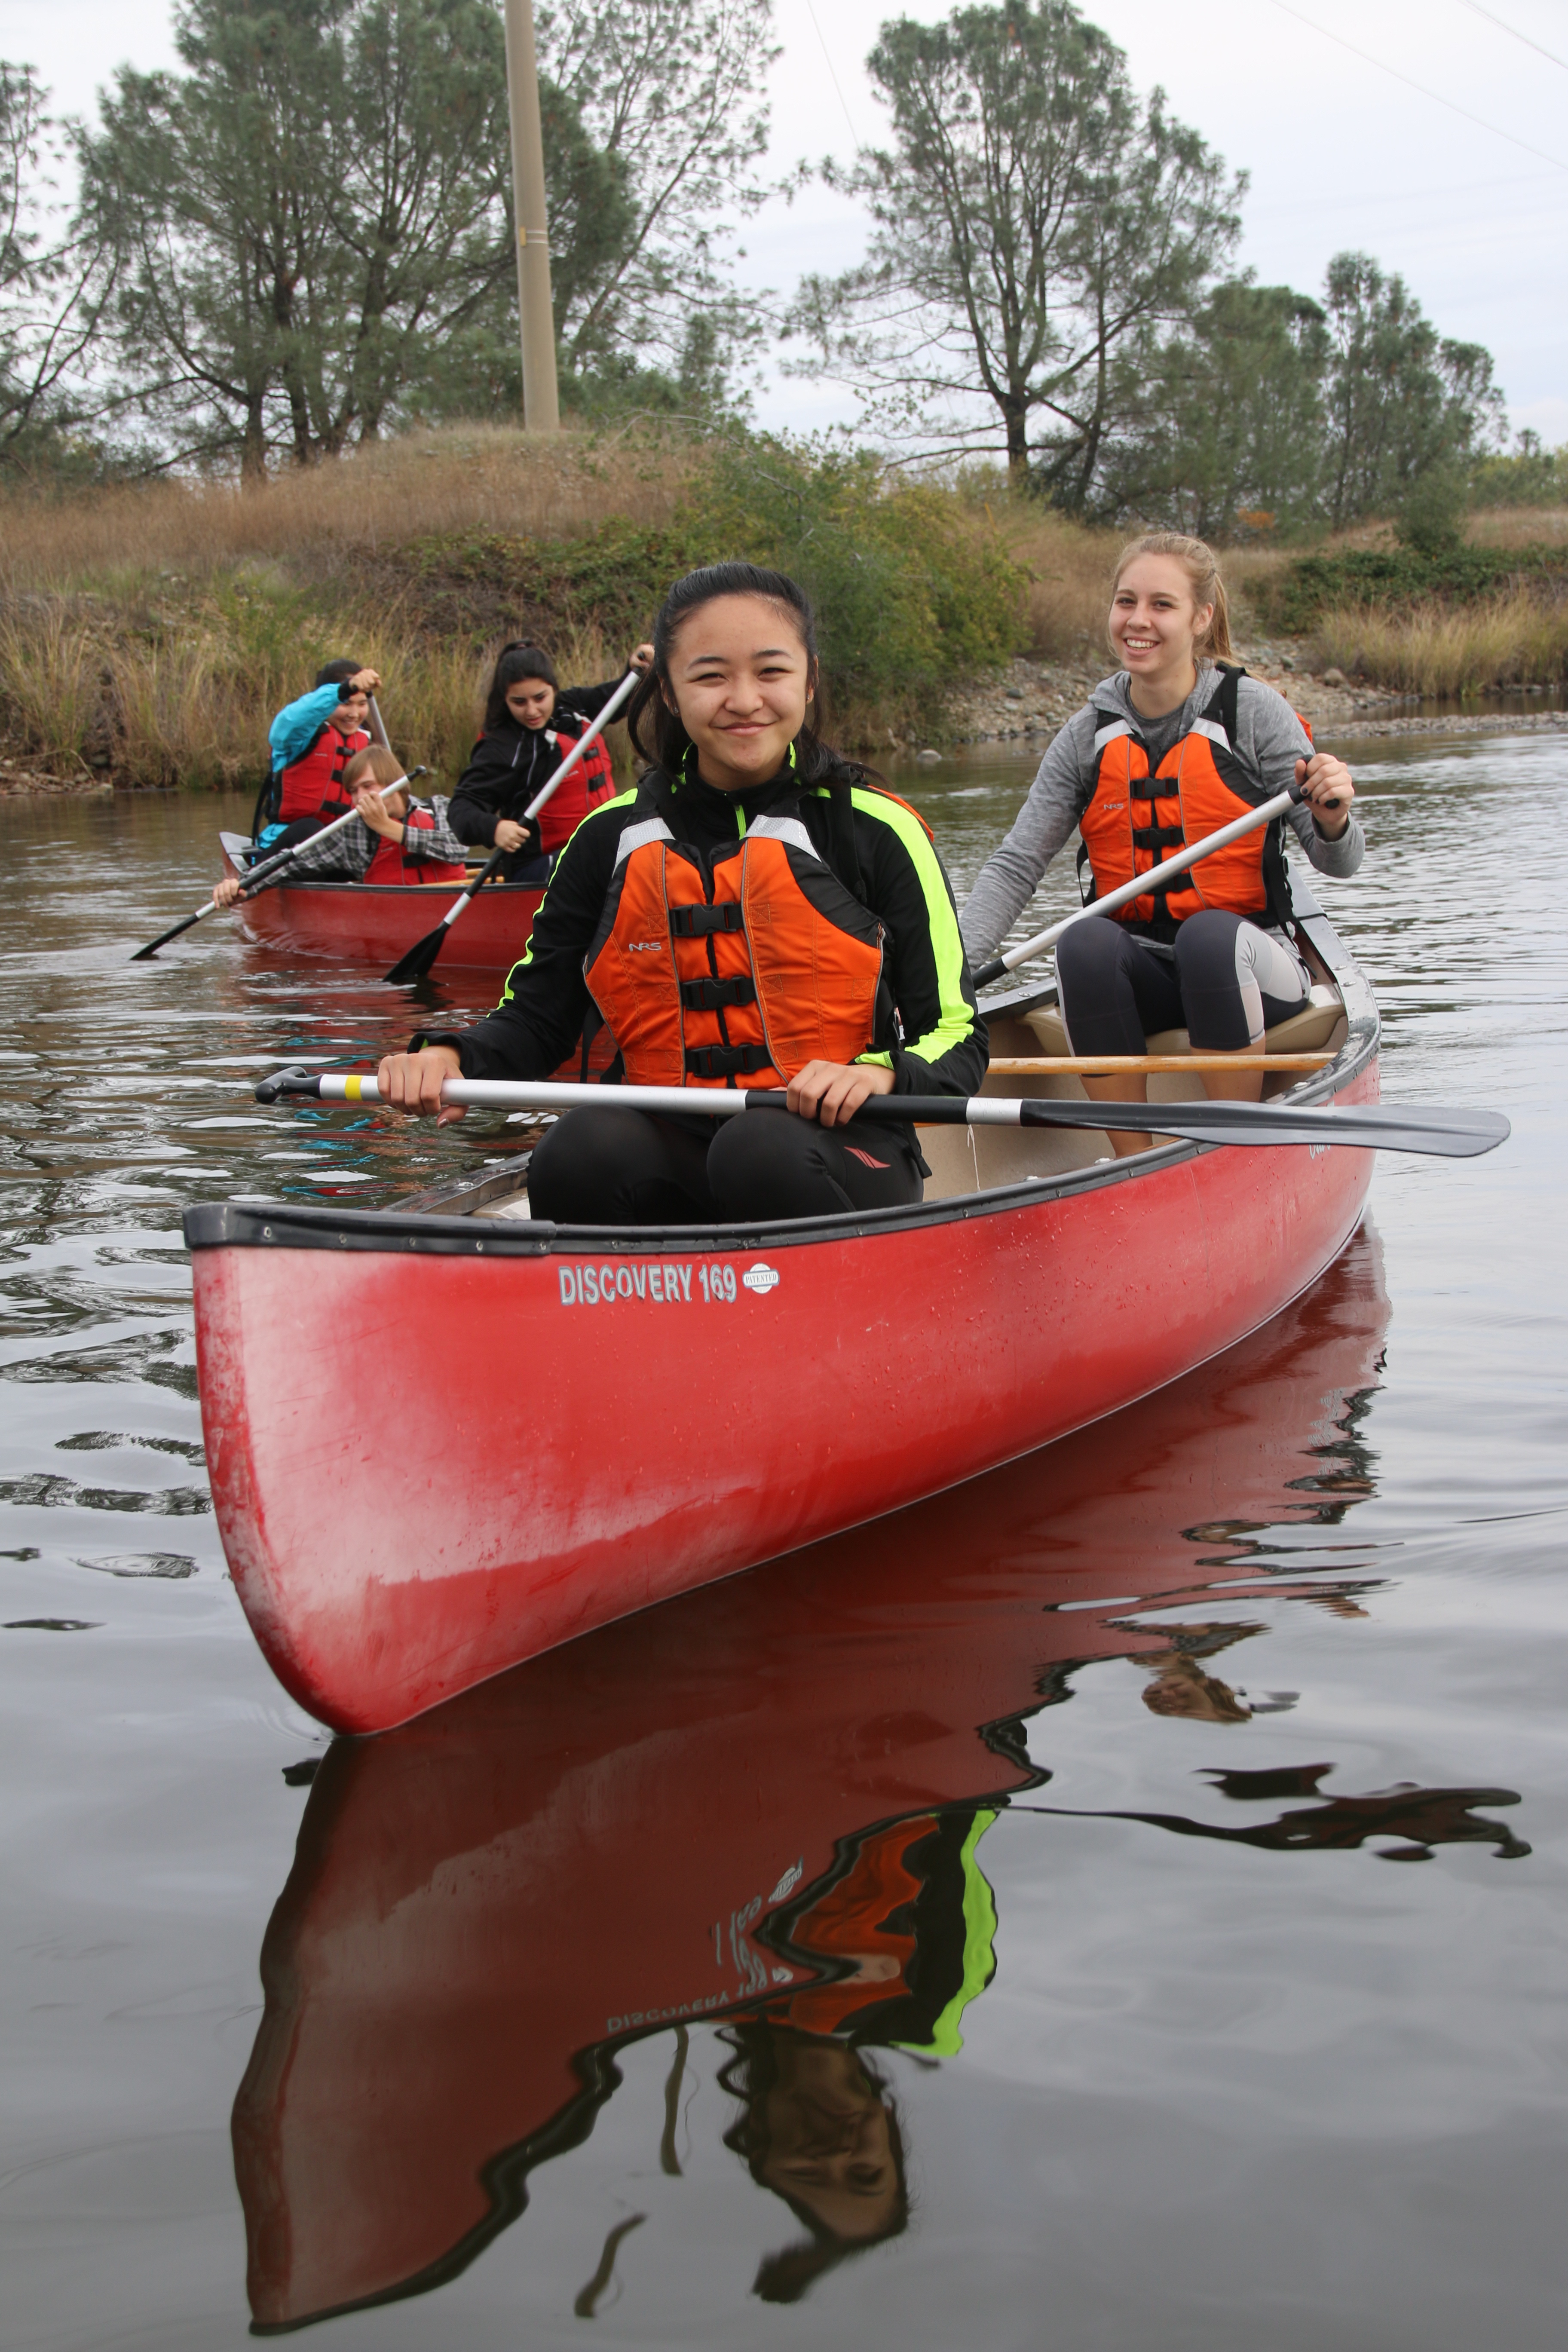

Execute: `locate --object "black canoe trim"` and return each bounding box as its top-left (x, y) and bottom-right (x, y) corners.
top-left (191, 894), bottom-right (1378, 1264)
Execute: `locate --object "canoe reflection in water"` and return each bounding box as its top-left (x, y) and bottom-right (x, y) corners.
top-left (233, 1225), bottom-right (1526, 2332)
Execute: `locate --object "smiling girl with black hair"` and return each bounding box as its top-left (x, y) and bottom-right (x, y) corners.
top-left (378, 564), bottom-right (986, 1226)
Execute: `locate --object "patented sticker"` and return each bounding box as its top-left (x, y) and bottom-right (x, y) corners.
top-left (743, 1262), bottom-right (781, 1295)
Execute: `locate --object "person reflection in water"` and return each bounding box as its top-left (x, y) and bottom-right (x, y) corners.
top-left (1139, 1648), bottom-right (1253, 1724)
top-left (719, 2025), bottom-right (908, 2300)
top-left (717, 1804), bottom-right (999, 2300)
top-left (1136, 1623), bottom-right (1264, 1723)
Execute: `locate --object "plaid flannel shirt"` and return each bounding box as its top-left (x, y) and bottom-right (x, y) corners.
top-left (271, 794), bottom-right (469, 882)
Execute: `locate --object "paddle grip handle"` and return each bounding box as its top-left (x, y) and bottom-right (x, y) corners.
top-left (1291, 762), bottom-right (1341, 814)
top-left (254, 1067), bottom-right (326, 1104)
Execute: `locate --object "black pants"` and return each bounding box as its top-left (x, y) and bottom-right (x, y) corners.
top-left (1056, 910), bottom-right (1308, 1054)
top-left (266, 815), bottom-right (333, 856)
top-left (528, 1105), bottom-right (924, 1226)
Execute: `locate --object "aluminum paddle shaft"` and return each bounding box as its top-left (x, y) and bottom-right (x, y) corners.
top-left (523, 668), bottom-right (639, 823)
top-left (252, 1068), bottom-right (1508, 1158)
top-left (131, 766), bottom-right (425, 961)
top-left (970, 776), bottom-right (1315, 989)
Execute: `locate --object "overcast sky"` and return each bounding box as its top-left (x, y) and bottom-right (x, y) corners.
top-left (4, 0), bottom-right (1562, 446)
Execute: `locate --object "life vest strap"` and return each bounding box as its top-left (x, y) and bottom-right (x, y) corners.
top-left (680, 974), bottom-right (757, 1010)
top-left (670, 900), bottom-right (747, 938)
top-left (684, 1041), bottom-right (773, 1078)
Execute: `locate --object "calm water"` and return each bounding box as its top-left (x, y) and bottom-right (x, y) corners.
top-left (1, 737), bottom-right (1563, 2349)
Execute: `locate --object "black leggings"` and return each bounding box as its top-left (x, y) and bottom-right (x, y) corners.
top-left (528, 1105), bottom-right (924, 1227)
top-left (1056, 910), bottom-right (1308, 1055)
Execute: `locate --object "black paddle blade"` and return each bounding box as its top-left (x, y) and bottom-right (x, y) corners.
top-left (383, 923), bottom-right (450, 986)
top-left (384, 848), bottom-right (504, 983)
top-left (864, 1093), bottom-right (1510, 1158)
top-left (1013, 1096), bottom-right (1510, 1158)
top-left (130, 910), bottom-right (208, 961)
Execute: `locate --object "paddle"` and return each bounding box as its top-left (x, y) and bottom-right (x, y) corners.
top-left (970, 771), bottom-right (1338, 990)
top-left (130, 766), bottom-right (428, 961)
top-left (382, 668), bottom-right (642, 986)
top-left (252, 1067), bottom-right (1508, 1159)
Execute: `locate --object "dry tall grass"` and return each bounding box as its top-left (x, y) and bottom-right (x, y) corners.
top-left (2, 432), bottom-right (1563, 787)
top-left (1464, 505), bottom-right (1568, 552)
top-left (1312, 593), bottom-right (1568, 697)
top-left (0, 425), bottom-right (695, 594)
top-left (0, 579), bottom-right (633, 789)
top-left (0, 430), bottom-right (674, 785)
top-left (994, 509), bottom-right (1123, 660)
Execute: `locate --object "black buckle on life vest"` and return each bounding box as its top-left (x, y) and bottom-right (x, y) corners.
top-left (684, 1043), bottom-right (772, 1078)
top-left (670, 901), bottom-right (746, 937)
top-left (1132, 823), bottom-right (1185, 852)
top-left (679, 974), bottom-right (757, 1010)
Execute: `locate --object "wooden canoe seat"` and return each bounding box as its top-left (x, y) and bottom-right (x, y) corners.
top-left (1017, 980), bottom-right (1344, 1062)
top-left (918, 979), bottom-right (1350, 1200)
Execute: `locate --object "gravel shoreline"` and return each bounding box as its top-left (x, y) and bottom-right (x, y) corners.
top-left (939, 631), bottom-right (1563, 761)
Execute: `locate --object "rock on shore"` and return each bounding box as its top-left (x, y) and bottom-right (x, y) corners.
top-left (945, 635), bottom-right (1409, 750)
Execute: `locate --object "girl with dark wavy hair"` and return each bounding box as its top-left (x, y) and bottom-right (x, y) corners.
top-left (447, 636), bottom-right (653, 884)
top-left (378, 563), bottom-right (985, 1226)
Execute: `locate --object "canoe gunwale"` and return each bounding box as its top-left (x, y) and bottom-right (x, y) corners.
top-left (189, 876), bottom-right (1378, 1265)
top-left (219, 831), bottom-right (538, 903)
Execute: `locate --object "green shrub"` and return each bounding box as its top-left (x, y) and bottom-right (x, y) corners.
top-left (1396, 468), bottom-right (1467, 558)
top-left (683, 439), bottom-right (1026, 740)
top-left (393, 517), bottom-right (694, 650)
top-left (1255, 542), bottom-right (1568, 631)
top-left (1470, 441), bottom-right (1568, 508)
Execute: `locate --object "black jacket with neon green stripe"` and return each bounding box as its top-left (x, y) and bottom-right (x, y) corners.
top-left (442, 759), bottom-right (988, 1096)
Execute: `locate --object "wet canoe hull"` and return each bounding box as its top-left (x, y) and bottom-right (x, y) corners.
top-left (232, 1232), bottom-right (1396, 2329)
top-left (188, 1066), bottom-right (1376, 1736)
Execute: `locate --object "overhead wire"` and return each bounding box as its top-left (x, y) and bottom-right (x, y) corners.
top-left (1267, 0), bottom-right (1568, 173)
top-left (800, 0), bottom-right (861, 149)
top-left (1455, 0), bottom-right (1568, 74)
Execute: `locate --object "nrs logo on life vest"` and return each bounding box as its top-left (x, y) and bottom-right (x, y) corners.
top-left (743, 1262), bottom-right (781, 1295)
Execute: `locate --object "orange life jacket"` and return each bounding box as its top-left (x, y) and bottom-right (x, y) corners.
top-left (362, 806), bottom-right (468, 887)
top-left (276, 723), bottom-right (371, 824)
top-left (582, 789), bottom-right (885, 1089)
top-left (1078, 665), bottom-right (1292, 932)
top-left (770, 1815), bottom-right (930, 2037)
top-left (536, 722), bottom-right (618, 855)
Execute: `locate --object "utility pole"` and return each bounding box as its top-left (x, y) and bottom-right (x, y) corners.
top-left (503, 0), bottom-right (560, 434)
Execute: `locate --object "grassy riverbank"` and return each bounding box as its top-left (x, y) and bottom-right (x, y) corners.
top-left (0, 428), bottom-right (1023, 789)
top-left (0, 426), bottom-right (1562, 790)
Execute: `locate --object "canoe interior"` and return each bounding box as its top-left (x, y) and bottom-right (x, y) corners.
top-left (403, 959), bottom-right (1353, 1225)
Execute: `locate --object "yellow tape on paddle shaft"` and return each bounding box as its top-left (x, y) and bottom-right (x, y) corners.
top-left (341, 1074), bottom-right (374, 1102)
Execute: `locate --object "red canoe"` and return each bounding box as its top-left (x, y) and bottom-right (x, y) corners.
top-left (229, 1233), bottom-right (1522, 2333)
top-left (185, 880), bottom-right (1380, 1736)
top-left (217, 831), bottom-right (542, 973)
